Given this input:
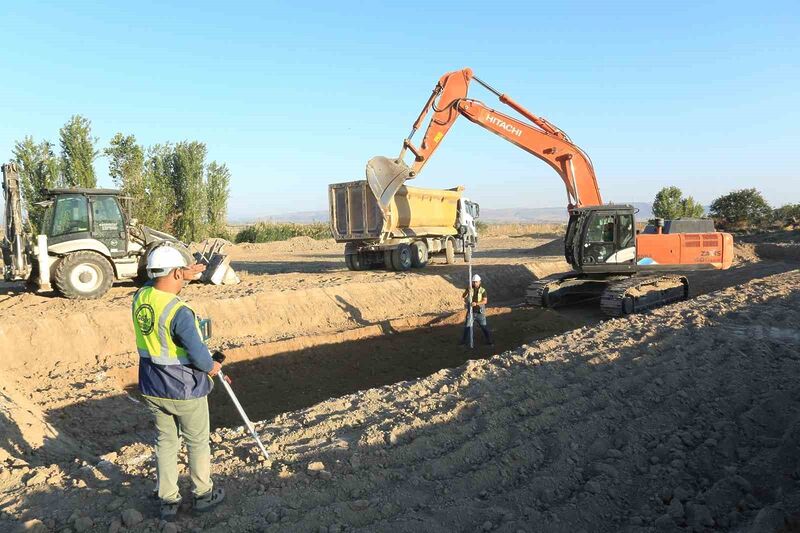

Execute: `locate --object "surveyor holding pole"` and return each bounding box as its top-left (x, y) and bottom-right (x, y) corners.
top-left (132, 245), bottom-right (226, 521)
top-left (460, 274), bottom-right (494, 347)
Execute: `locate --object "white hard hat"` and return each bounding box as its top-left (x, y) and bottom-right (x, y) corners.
top-left (472, 274), bottom-right (481, 282)
top-left (146, 246), bottom-right (188, 278)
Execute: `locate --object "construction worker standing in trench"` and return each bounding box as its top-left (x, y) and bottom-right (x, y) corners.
top-left (460, 274), bottom-right (494, 346)
top-left (132, 245), bottom-right (226, 521)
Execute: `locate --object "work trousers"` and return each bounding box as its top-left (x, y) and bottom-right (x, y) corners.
top-left (462, 310), bottom-right (493, 344)
top-left (143, 395), bottom-right (213, 504)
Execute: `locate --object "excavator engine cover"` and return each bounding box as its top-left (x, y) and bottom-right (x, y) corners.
top-left (366, 156), bottom-right (413, 214)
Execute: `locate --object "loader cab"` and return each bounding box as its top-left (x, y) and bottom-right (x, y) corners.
top-left (565, 205), bottom-right (637, 273)
top-left (41, 189), bottom-right (129, 257)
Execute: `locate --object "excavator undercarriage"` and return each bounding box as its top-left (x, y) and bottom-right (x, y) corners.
top-left (527, 273), bottom-right (689, 317)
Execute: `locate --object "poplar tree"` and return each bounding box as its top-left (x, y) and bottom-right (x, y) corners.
top-left (59, 115), bottom-right (98, 188)
top-left (171, 141), bottom-right (207, 242)
top-left (12, 137), bottom-right (61, 231)
top-left (205, 161), bottom-right (231, 237)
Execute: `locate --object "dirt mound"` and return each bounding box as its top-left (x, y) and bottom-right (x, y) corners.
top-left (4, 271), bottom-right (799, 532)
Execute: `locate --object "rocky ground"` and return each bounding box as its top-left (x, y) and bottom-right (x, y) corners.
top-left (1, 231), bottom-right (800, 532)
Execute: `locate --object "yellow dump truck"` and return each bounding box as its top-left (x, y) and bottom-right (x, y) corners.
top-left (329, 180), bottom-right (480, 271)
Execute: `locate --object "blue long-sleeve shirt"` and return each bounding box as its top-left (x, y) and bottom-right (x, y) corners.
top-left (138, 301), bottom-right (215, 400)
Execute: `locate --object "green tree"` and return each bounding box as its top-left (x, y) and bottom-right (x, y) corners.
top-left (12, 137), bottom-right (60, 231)
top-left (104, 133), bottom-right (146, 221)
top-left (709, 188), bottom-right (772, 229)
top-left (774, 204), bottom-right (800, 226)
top-left (59, 115), bottom-right (98, 188)
top-left (652, 186), bottom-right (704, 219)
top-left (171, 141), bottom-right (207, 242)
top-left (141, 143), bottom-right (177, 231)
top-left (205, 161), bottom-right (231, 237)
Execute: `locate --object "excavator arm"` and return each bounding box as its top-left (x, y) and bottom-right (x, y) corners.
top-left (367, 68), bottom-right (602, 211)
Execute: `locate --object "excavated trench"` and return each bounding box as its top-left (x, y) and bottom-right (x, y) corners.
top-left (108, 306), bottom-right (587, 431)
top-left (203, 306), bottom-right (584, 429)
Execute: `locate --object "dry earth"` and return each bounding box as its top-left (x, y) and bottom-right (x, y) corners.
top-left (1, 230), bottom-right (799, 532)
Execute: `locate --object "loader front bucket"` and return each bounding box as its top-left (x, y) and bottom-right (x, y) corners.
top-left (193, 240), bottom-right (240, 285)
top-left (366, 156), bottom-right (414, 214)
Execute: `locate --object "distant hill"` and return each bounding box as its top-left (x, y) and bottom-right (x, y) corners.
top-left (480, 203), bottom-right (654, 223)
top-left (231, 202), bottom-right (655, 225)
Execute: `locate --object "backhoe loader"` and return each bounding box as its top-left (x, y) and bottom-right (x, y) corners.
top-left (367, 68), bottom-right (734, 316)
top-left (1, 162), bottom-right (237, 299)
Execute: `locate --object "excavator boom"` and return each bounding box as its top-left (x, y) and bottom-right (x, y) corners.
top-left (367, 68), bottom-right (601, 211)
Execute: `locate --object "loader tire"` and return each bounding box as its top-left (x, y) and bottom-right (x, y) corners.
top-left (445, 238), bottom-right (456, 264)
top-left (53, 251), bottom-right (114, 300)
top-left (411, 241), bottom-right (429, 268)
top-left (391, 244), bottom-right (413, 271)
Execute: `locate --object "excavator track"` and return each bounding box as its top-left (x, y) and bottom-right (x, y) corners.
top-left (600, 274), bottom-right (688, 317)
top-left (526, 277), bottom-right (561, 308)
top-left (526, 274), bottom-right (610, 308)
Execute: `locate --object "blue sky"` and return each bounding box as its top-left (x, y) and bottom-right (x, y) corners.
top-left (2, 0), bottom-right (798, 220)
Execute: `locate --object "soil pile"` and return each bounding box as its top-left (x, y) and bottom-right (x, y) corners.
top-left (4, 270), bottom-right (798, 532)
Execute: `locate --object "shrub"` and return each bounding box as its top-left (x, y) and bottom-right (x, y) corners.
top-left (774, 204), bottom-right (800, 227)
top-left (235, 222), bottom-right (330, 243)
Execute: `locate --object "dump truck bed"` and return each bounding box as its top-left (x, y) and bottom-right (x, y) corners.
top-left (329, 180), bottom-right (463, 243)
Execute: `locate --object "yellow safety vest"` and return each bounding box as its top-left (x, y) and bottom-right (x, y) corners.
top-left (468, 286), bottom-right (487, 303)
top-left (132, 286), bottom-right (201, 365)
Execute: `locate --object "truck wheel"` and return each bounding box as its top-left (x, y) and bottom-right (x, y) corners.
top-left (391, 244), bottom-right (413, 271)
top-left (464, 244), bottom-right (473, 264)
top-left (344, 253), bottom-right (356, 271)
top-left (53, 251), bottom-right (114, 299)
top-left (445, 239), bottom-right (456, 264)
top-left (411, 241), bottom-right (429, 268)
top-left (383, 250), bottom-right (395, 270)
top-left (352, 252), bottom-right (369, 271)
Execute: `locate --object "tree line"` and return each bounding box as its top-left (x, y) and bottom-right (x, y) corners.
top-left (652, 186), bottom-right (799, 230)
top-left (11, 115), bottom-right (230, 241)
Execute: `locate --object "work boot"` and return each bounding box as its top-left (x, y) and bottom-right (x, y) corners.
top-left (194, 487), bottom-right (225, 513)
top-left (160, 499), bottom-right (181, 522)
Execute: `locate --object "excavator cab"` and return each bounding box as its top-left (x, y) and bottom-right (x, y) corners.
top-left (565, 205), bottom-right (637, 273)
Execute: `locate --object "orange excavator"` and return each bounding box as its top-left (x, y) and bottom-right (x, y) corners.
top-left (366, 68), bottom-right (734, 316)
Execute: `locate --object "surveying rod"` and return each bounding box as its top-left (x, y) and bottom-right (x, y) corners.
top-left (200, 319), bottom-right (269, 461)
top-left (468, 256), bottom-right (474, 349)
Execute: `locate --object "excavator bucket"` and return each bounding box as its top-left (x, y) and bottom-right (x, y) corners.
top-left (365, 156), bottom-right (414, 213)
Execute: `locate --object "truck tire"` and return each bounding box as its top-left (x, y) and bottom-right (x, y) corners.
top-left (344, 253), bottom-right (356, 271)
top-left (464, 244), bottom-right (473, 264)
top-left (53, 251), bottom-right (114, 299)
top-left (351, 253), bottom-right (368, 271)
top-left (411, 241), bottom-right (429, 268)
top-left (445, 239), bottom-right (456, 264)
top-left (384, 250), bottom-right (395, 270)
top-left (391, 244), bottom-right (413, 271)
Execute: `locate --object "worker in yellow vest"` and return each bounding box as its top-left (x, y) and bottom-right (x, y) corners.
top-left (460, 274), bottom-right (494, 346)
top-left (132, 245), bottom-right (225, 521)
